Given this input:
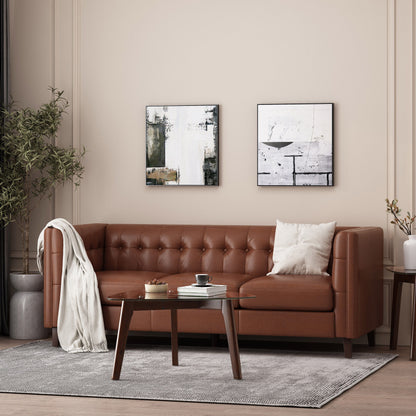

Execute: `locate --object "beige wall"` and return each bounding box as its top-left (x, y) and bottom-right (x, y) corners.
top-left (8, 0), bottom-right (416, 345)
top-left (78, 0), bottom-right (387, 227)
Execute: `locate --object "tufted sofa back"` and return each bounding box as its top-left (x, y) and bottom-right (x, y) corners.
top-left (73, 224), bottom-right (354, 278)
top-left (103, 224), bottom-right (275, 277)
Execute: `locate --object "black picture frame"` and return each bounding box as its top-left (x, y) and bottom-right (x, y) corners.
top-left (146, 105), bottom-right (219, 186)
top-left (257, 103), bottom-right (334, 186)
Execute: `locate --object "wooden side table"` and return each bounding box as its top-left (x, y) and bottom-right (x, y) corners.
top-left (387, 266), bottom-right (416, 360)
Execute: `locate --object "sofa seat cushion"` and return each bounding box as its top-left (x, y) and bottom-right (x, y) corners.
top-left (97, 270), bottom-right (167, 305)
top-left (239, 274), bottom-right (334, 311)
top-left (162, 272), bottom-right (253, 296)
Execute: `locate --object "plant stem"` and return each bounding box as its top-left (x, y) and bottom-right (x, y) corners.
top-left (22, 175), bottom-right (30, 274)
top-left (391, 209), bottom-right (411, 234)
top-left (22, 212), bottom-right (29, 274)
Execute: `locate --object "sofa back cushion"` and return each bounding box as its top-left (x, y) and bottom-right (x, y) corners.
top-left (102, 224), bottom-right (352, 277)
top-left (74, 223), bottom-right (106, 271)
top-left (104, 224), bottom-right (276, 276)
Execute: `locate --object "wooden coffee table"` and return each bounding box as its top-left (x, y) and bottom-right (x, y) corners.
top-left (108, 291), bottom-right (255, 380)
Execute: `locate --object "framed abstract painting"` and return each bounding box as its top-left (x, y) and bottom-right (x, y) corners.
top-left (146, 105), bottom-right (219, 186)
top-left (257, 103), bottom-right (334, 186)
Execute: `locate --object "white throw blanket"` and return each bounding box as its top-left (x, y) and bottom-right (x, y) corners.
top-left (37, 218), bottom-right (108, 353)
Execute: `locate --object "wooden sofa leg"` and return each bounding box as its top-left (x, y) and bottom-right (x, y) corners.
top-left (210, 334), bottom-right (220, 347)
top-left (52, 328), bottom-right (59, 347)
top-left (343, 338), bottom-right (352, 358)
top-left (367, 330), bottom-right (376, 347)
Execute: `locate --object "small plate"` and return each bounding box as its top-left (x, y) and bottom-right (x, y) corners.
top-left (192, 283), bottom-right (213, 287)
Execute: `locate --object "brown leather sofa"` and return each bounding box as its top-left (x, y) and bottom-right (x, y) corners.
top-left (43, 223), bottom-right (383, 357)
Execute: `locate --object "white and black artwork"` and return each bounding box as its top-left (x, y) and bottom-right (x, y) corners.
top-left (257, 103), bottom-right (334, 186)
top-left (146, 105), bottom-right (219, 186)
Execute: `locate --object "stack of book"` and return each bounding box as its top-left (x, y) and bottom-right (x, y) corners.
top-left (177, 284), bottom-right (227, 297)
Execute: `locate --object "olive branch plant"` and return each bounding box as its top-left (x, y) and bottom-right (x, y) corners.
top-left (0, 88), bottom-right (84, 274)
top-left (386, 198), bottom-right (416, 236)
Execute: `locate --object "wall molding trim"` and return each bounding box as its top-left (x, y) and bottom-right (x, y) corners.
top-left (385, 0), bottom-right (396, 265)
top-left (72, 0), bottom-right (81, 225)
top-left (51, 0), bottom-right (81, 224)
top-left (413, 0), bottom-right (416, 215)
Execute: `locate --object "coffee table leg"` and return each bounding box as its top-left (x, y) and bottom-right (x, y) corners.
top-left (222, 300), bottom-right (242, 380)
top-left (171, 308), bottom-right (178, 366)
top-left (112, 301), bottom-right (133, 380)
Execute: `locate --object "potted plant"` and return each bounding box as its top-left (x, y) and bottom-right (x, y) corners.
top-left (386, 198), bottom-right (416, 269)
top-left (0, 88), bottom-right (84, 338)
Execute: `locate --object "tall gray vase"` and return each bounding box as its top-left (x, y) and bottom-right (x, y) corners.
top-left (9, 272), bottom-right (49, 339)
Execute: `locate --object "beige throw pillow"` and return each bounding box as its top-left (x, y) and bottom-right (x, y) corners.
top-left (267, 220), bottom-right (336, 276)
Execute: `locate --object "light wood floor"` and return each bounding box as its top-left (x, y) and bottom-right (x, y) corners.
top-left (0, 337), bottom-right (415, 416)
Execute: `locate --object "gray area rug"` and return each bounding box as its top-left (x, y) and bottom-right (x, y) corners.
top-left (0, 341), bottom-right (396, 408)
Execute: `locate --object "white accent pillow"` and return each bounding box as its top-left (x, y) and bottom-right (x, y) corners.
top-left (267, 220), bottom-right (336, 276)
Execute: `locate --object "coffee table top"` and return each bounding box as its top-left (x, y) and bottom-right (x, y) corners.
top-left (108, 290), bottom-right (255, 303)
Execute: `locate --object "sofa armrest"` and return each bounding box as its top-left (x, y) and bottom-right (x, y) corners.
top-left (43, 223), bottom-right (107, 328)
top-left (332, 227), bottom-right (383, 339)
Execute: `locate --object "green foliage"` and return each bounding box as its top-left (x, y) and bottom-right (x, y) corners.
top-left (0, 88), bottom-right (84, 272)
top-left (386, 198), bottom-right (415, 236)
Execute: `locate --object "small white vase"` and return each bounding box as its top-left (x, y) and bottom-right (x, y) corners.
top-left (403, 235), bottom-right (416, 269)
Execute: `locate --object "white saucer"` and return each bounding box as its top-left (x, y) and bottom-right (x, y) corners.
top-left (192, 283), bottom-right (213, 287)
